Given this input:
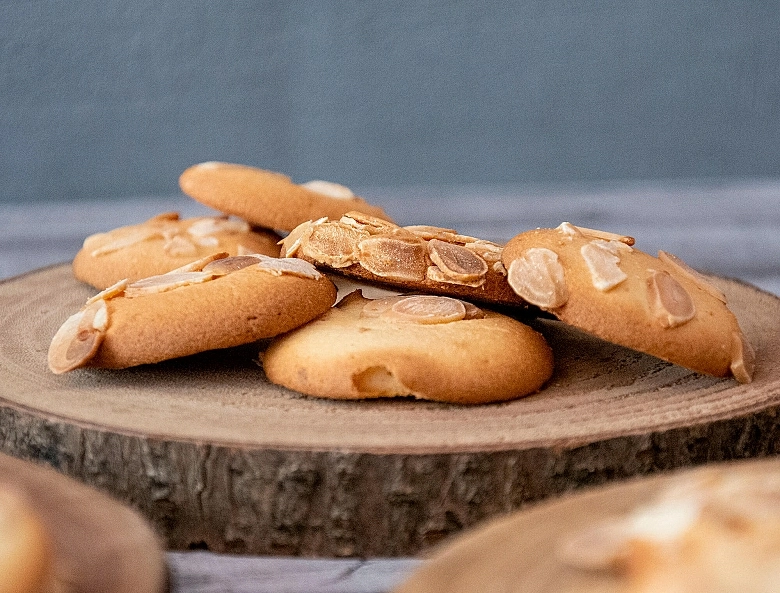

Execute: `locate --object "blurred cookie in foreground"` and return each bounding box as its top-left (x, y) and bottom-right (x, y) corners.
top-left (501, 222), bottom-right (754, 382)
top-left (559, 465), bottom-right (780, 592)
top-left (73, 212), bottom-right (282, 289)
top-left (179, 161), bottom-right (393, 232)
top-left (281, 212), bottom-right (529, 308)
top-left (262, 291), bottom-right (553, 405)
top-left (50, 253), bottom-right (336, 372)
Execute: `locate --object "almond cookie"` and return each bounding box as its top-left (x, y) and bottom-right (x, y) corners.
top-left (72, 212), bottom-right (282, 289)
top-left (262, 291), bottom-right (554, 404)
top-left (49, 253), bottom-right (336, 372)
top-left (501, 223), bottom-right (754, 382)
top-left (281, 212), bottom-right (529, 308)
top-left (179, 161), bottom-right (393, 232)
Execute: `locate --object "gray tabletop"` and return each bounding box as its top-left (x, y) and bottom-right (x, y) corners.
top-left (2, 179), bottom-right (779, 592)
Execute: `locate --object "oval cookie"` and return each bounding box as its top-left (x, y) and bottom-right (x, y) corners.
top-left (501, 223), bottom-right (754, 382)
top-left (73, 212), bottom-right (282, 289)
top-left (262, 291), bottom-right (554, 405)
top-left (179, 162), bottom-right (393, 232)
top-left (49, 254), bottom-right (336, 372)
top-left (281, 212), bottom-right (528, 308)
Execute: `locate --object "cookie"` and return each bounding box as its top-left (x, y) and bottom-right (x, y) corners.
top-left (0, 486), bottom-right (53, 593)
top-left (49, 253), bottom-right (336, 372)
top-left (178, 162), bottom-right (393, 232)
top-left (262, 291), bottom-right (554, 404)
top-left (501, 222), bottom-right (754, 382)
top-left (72, 212), bottom-right (282, 289)
top-left (281, 212), bottom-right (529, 308)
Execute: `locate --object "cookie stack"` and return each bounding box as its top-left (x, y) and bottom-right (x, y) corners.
top-left (48, 162), bottom-right (754, 405)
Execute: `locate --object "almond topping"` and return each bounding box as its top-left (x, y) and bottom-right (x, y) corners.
top-left (169, 252), bottom-right (229, 273)
top-left (124, 271), bottom-right (217, 297)
top-left (89, 228), bottom-right (162, 257)
top-left (357, 235), bottom-right (428, 281)
top-left (428, 239), bottom-right (488, 283)
top-left (403, 225), bottom-right (459, 241)
top-left (85, 278), bottom-right (129, 305)
top-left (426, 265), bottom-right (485, 287)
top-left (360, 295), bottom-right (408, 318)
top-left (730, 331), bottom-right (755, 384)
top-left (202, 255), bottom-right (266, 275)
top-left (48, 300), bottom-right (108, 374)
top-left (280, 218), bottom-right (324, 258)
top-left (301, 179), bottom-right (354, 199)
top-left (254, 256), bottom-right (322, 279)
top-left (385, 295), bottom-right (467, 324)
top-left (507, 248), bottom-right (568, 309)
top-left (581, 241), bottom-right (628, 291)
top-left (163, 234), bottom-right (198, 257)
top-left (564, 223), bottom-right (635, 246)
top-left (187, 217), bottom-right (251, 237)
top-left (301, 222), bottom-right (366, 268)
top-left (658, 250), bottom-right (727, 303)
top-left (646, 269), bottom-right (696, 328)
top-left (342, 211), bottom-right (398, 234)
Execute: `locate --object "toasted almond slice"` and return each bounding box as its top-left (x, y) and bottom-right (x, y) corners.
top-left (559, 222), bottom-right (635, 246)
top-left (48, 300), bottom-right (108, 374)
top-left (493, 260), bottom-right (507, 276)
top-left (730, 331), bottom-right (755, 384)
top-left (357, 235), bottom-right (428, 281)
top-left (403, 225), bottom-right (459, 241)
top-left (581, 241), bottom-right (628, 291)
top-left (426, 265), bottom-right (485, 287)
top-left (341, 211), bottom-right (399, 234)
top-left (301, 222), bottom-right (366, 268)
top-left (124, 271), bottom-right (217, 297)
top-left (89, 228), bottom-right (163, 257)
top-left (556, 222), bottom-right (584, 238)
top-left (360, 295), bottom-right (409, 318)
top-left (202, 255), bottom-right (266, 275)
top-left (385, 295), bottom-right (467, 324)
top-left (163, 234), bottom-right (198, 256)
top-left (658, 250), bottom-right (727, 303)
top-left (254, 256), bottom-right (322, 279)
top-left (464, 240), bottom-right (503, 263)
top-left (280, 218), bottom-right (325, 258)
top-left (168, 252), bottom-right (229, 273)
top-left (507, 248), bottom-right (568, 309)
top-left (85, 278), bottom-right (129, 305)
top-left (428, 239), bottom-right (489, 283)
top-left (462, 301), bottom-right (485, 319)
top-left (187, 217), bottom-right (251, 237)
top-left (301, 179), bottom-right (354, 199)
top-left (647, 269), bottom-right (696, 328)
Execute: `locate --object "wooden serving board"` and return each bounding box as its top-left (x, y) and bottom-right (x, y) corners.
top-left (0, 451), bottom-right (167, 593)
top-left (0, 264), bottom-right (779, 557)
top-left (393, 456), bottom-right (780, 593)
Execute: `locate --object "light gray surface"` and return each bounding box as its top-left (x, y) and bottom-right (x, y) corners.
top-left (3, 1), bottom-right (780, 202)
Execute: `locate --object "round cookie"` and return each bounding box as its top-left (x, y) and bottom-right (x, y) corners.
top-left (179, 161), bottom-right (393, 232)
top-left (49, 253), bottom-right (337, 372)
top-left (281, 212), bottom-right (529, 308)
top-left (501, 222), bottom-right (754, 382)
top-left (262, 291), bottom-right (554, 405)
top-left (0, 486), bottom-right (53, 593)
top-left (73, 212), bottom-right (282, 289)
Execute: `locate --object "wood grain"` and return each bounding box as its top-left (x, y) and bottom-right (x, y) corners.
top-left (0, 264), bottom-right (779, 557)
top-left (0, 452), bottom-right (167, 593)
top-left (393, 456), bottom-right (780, 593)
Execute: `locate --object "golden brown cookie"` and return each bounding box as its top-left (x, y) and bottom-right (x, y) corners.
top-left (49, 253), bottom-right (336, 372)
top-left (281, 212), bottom-right (529, 308)
top-left (262, 291), bottom-right (554, 404)
top-left (0, 486), bottom-right (53, 593)
top-left (178, 162), bottom-right (393, 232)
top-left (501, 222), bottom-right (754, 382)
top-left (73, 212), bottom-right (282, 289)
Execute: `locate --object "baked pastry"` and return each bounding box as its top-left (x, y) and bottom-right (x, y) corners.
top-left (281, 212), bottom-right (528, 308)
top-left (0, 486), bottom-right (53, 593)
top-left (559, 465), bottom-right (780, 592)
top-left (262, 291), bottom-right (554, 404)
top-left (49, 253), bottom-right (336, 372)
top-left (179, 161), bottom-right (393, 232)
top-left (501, 223), bottom-right (754, 382)
top-left (73, 212), bottom-right (282, 289)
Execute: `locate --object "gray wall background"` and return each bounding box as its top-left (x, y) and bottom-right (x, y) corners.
top-left (2, 1), bottom-right (780, 204)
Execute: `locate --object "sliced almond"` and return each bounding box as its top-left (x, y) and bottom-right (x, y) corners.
top-left (163, 234), bottom-right (198, 257)
top-left (403, 225), bottom-right (459, 241)
top-left (280, 218), bottom-right (324, 258)
top-left (301, 179), bottom-right (354, 199)
top-left (187, 217), bottom-right (251, 237)
top-left (89, 228), bottom-right (163, 257)
top-left (428, 239), bottom-right (489, 283)
top-left (341, 211), bottom-right (398, 234)
top-left (360, 295), bottom-right (408, 318)
top-left (357, 235), bottom-right (428, 281)
top-left (730, 331), bottom-right (755, 384)
top-left (556, 222), bottom-right (584, 238)
top-left (301, 222), bottom-right (366, 268)
top-left (202, 255), bottom-right (266, 276)
top-left (85, 278), bottom-right (129, 305)
top-left (385, 295), bottom-right (467, 324)
top-left (426, 265), bottom-right (485, 287)
top-left (168, 252), bottom-right (229, 273)
top-left (507, 248), bottom-right (568, 309)
top-left (254, 256), bottom-right (322, 279)
top-left (581, 241), bottom-right (628, 291)
top-left (646, 269), bottom-right (696, 328)
top-left (570, 224), bottom-right (635, 246)
top-left (464, 240), bottom-right (503, 263)
top-left (658, 250), bottom-right (727, 303)
top-left (48, 300), bottom-right (108, 374)
top-left (124, 271), bottom-right (217, 297)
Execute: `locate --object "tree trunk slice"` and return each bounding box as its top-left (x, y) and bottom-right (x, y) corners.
top-left (0, 452), bottom-right (167, 593)
top-left (0, 264), bottom-right (779, 557)
top-left (393, 456), bottom-right (780, 593)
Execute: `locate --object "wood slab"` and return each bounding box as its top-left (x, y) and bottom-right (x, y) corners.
top-left (393, 456), bottom-right (780, 593)
top-left (0, 451), bottom-right (167, 593)
top-left (0, 264), bottom-right (779, 557)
